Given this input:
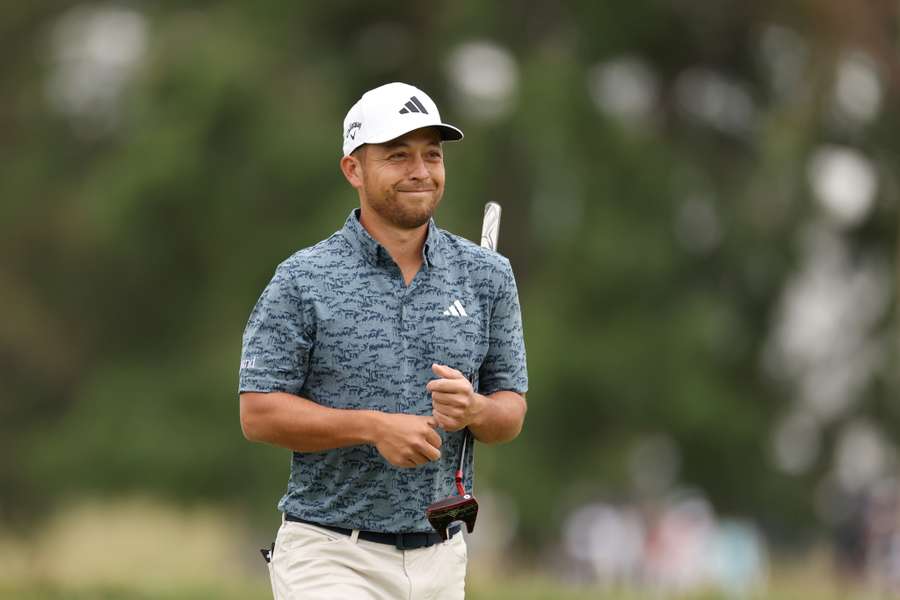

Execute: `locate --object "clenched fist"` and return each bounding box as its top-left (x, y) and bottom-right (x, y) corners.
top-left (427, 363), bottom-right (485, 432)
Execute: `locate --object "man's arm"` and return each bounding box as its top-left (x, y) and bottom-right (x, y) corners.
top-left (469, 390), bottom-right (527, 444)
top-left (427, 364), bottom-right (527, 444)
top-left (240, 391), bottom-right (443, 467)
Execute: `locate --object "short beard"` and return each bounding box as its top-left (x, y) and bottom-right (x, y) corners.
top-left (376, 193), bottom-right (439, 228)
top-left (362, 180), bottom-right (442, 229)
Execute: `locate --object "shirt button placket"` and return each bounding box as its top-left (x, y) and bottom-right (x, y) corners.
top-left (398, 293), bottom-right (411, 412)
top-left (400, 297), bottom-right (410, 351)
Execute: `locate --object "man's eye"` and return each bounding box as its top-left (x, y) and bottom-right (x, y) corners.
top-left (389, 153), bottom-right (406, 160)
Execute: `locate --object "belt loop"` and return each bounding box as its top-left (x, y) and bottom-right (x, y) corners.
top-left (349, 529), bottom-right (360, 544)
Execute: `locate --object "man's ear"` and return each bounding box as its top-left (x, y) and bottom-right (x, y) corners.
top-left (340, 154), bottom-right (364, 188)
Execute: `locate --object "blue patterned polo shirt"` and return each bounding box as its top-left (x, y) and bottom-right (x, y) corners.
top-left (239, 208), bottom-right (528, 533)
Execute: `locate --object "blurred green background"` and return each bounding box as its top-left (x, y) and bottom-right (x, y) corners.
top-left (2, 0), bottom-right (898, 598)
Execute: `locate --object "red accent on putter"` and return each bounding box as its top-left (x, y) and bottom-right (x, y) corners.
top-left (426, 493), bottom-right (478, 541)
top-left (426, 429), bottom-right (478, 541)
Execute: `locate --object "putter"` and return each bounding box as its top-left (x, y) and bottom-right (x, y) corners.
top-left (426, 427), bottom-right (479, 540)
top-left (426, 202), bottom-right (502, 540)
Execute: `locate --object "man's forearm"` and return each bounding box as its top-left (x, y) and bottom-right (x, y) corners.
top-left (240, 391), bottom-right (381, 452)
top-left (468, 391), bottom-right (527, 444)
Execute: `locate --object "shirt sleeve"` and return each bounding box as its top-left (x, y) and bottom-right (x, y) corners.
top-left (238, 264), bottom-right (314, 395)
top-left (478, 258), bottom-right (528, 395)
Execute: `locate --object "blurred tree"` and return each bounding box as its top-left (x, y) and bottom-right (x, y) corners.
top-left (1, 0), bottom-right (896, 555)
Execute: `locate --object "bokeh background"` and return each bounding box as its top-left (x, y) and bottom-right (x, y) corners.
top-left (2, 1), bottom-right (899, 598)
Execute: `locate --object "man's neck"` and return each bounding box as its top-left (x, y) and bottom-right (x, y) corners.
top-left (358, 206), bottom-right (428, 278)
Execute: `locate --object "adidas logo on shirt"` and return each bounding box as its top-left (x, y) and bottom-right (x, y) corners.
top-left (398, 96), bottom-right (429, 115)
top-left (442, 300), bottom-right (468, 317)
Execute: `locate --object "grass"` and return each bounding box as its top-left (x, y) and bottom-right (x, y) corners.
top-left (0, 568), bottom-right (889, 600)
top-left (0, 583), bottom-right (265, 599)
top-left (0, 496), bottom-right (884, 600)
top-left (0, 573), bottom-right (881, 600)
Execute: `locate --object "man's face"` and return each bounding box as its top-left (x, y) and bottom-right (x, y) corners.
top-left (355, 127), bottom-right (445, 229)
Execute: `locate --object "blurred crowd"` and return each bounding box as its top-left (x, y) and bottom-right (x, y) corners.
top-left (552, 478), bottom-right (900, 597)
top-left (559, 492), bottom-right (767, 597)
top-left (831, 478), bottom-right (900, 594)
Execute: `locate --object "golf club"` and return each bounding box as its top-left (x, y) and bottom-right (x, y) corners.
top-left (426, 201), bottom-right (502, 540)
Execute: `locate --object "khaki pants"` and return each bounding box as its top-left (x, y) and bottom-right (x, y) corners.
top-left (269, 519), bottom-right (468, 599)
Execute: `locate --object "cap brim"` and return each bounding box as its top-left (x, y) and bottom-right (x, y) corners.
top-left (436, 123), bottom-right (464, 142)
top-left (368, 123), bottom-right (464, 146)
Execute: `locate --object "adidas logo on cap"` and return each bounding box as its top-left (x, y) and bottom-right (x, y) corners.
top-left (399, 96), bottom-right (429, 115)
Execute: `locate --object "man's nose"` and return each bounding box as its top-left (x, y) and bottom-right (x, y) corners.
top-left (408, 153), bottom-right (430, 179)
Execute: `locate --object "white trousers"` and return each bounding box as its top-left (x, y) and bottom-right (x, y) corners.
top-left (269, 519), bottom-right (468, 600)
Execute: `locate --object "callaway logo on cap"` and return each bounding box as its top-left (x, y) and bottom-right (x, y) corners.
top-left (342, 82), bottom-right (464, 156)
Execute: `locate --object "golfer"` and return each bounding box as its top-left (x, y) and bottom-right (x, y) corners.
top-left (239, 82), bottom-right (528, 600)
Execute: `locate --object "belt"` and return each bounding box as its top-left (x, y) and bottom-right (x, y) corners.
top-left (284, 514), bottom-right (460, 550)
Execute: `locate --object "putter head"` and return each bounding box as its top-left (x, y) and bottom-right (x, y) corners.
top-left (426, 494), bottom-right (479, 541)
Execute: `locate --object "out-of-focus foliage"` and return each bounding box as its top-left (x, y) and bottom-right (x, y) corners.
top-left (2, 0), bottom-right (897, 556)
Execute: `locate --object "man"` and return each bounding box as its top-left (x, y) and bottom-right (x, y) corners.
top-left (239, 82), bottom-right (528, 600)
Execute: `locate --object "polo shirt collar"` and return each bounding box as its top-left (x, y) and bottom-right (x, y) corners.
top-left (342, 209), bottom-right (446, 269)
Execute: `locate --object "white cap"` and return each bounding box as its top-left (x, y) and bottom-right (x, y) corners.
top-left (342, 82), bottom-right (463, 156)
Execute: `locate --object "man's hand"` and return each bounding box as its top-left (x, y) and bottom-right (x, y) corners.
top-left (372, 413), bottom-right (443, 468)
top-left (427, 364), bottom-right (485, 432)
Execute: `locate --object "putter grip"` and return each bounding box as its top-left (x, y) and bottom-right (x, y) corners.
top-left (480, 202), bottom-right (501, 252)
